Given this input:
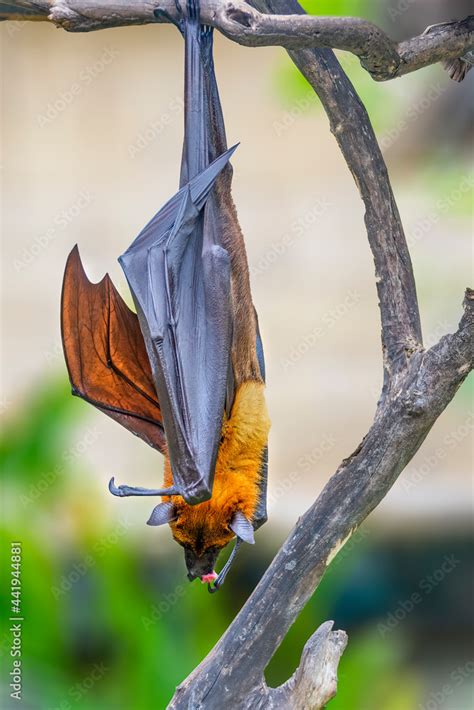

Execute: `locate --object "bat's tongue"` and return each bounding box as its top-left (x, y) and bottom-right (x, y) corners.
top-left (200, 572), bottom-right (218, 584)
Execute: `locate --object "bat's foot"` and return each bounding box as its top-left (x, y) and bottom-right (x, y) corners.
top-left (108, 477), bottom-right (179, 498)
top-left (207, 538), bottom-right (243, 593)
top-left (187, 0), bottom-right (199, 22)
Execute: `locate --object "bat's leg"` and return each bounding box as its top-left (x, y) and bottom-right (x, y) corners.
top-left (154, 0), bottom-right (184, 32)
top-left (108, 477), bottom-right (180, 498)
top-left (207, 538), bottom-right (243, 593)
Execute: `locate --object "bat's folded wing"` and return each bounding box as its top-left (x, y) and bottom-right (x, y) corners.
top-left (61, 246), bottom-right (166, 454)
top-left (120, 150), bottom-right (236, 504)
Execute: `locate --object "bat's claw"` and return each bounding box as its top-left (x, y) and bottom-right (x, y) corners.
top-left (108, 477), bottom-right (181, 498)
top-left (108, 476), bottom-right (125, 496)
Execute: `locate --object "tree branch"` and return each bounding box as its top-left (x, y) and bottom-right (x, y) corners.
top-left (165, 2), bottom-right (473, 707)
top-left (168, 294), bottom-right (472, 709)
top-left (1, 1), bottom-right (472, 81)
top-left (270, 622), bottom-right (347, 709)
top-left (255, 1), bottom-right (424, 385)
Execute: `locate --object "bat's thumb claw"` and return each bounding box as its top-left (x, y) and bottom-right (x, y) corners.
top-left (108, 477), bottom-right (123, 497)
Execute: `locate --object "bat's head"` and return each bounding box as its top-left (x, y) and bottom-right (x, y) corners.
top-left (148, 381), bottom-right (270, 585)
top-left (184, 548), bottom-right (220, 584)
top-left (174, 508), bottom-right (255, 583)
top-left (148, 494), bottom-right (255, 584)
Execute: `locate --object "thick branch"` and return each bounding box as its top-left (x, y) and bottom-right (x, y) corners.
top-left (1, 1), bottom-right (473, 81)
top-left (297, 58), bottom-right (423, 381)
top-left (166, 3), bottom-right (473, 706)
top-left (257, 1), bottom-right (423, 382)
top-left (169, 291), bottom-right (472, 708)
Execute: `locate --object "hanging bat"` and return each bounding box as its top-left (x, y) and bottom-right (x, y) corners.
top-left (61, 1), bottom-right (270, 591)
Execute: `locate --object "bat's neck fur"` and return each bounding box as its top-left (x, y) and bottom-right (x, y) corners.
top-left (164, 381), bottom-right (270, 553)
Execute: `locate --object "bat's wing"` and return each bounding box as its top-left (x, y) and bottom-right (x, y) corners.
top-left (125, 14), bottom-right (237, 505)
top-left (200, 21), bottom-right (270, 532)
top-left (61, 246), bottom-right (166, 454)
top-left (119, 150), bottom-right (235, 504)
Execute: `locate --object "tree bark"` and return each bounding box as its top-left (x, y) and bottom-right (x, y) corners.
top-left (1, 2), bottom-right (472, 80)
top-left (167, 3), bottom-right (473, 707)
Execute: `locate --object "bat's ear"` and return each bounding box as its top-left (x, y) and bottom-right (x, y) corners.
top-left (147, 502), bottom-right (177, 526)
top-left (230, 511), bottom-right (255, 545)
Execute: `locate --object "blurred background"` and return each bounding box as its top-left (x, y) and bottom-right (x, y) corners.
top-left (1, 1), bottom-right (473, 708)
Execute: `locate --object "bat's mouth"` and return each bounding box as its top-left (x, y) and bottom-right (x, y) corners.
top-left (185, 571), bottom-right (217, 583)
top-left (184, 546), bottom-right (221, 583)
top-left (200, 572), bottom-right (218, 584)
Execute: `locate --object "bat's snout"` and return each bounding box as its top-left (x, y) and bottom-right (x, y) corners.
top-left (184, 546), bottom-right (221, 583)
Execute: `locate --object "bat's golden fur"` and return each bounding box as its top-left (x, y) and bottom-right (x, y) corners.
top-left (164, 381), bottom-right (270, 553)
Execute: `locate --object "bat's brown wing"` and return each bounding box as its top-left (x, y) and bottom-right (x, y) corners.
top-left (61, 246), bottom-right (166, 454)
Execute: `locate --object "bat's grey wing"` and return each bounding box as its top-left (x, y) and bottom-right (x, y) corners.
top-left (198, 19), bottom-right (270, 532)
top-left (120, 6), bottom-right (238, 506)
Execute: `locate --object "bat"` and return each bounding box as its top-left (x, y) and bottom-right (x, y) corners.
top-left (61, 0), bottom-right (270, 591)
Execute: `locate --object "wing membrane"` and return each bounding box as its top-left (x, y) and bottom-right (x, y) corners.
top-left (61, 246), bottom-right (166, 453)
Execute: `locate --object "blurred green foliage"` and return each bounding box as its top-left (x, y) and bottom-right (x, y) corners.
top-left (0, 378), bottom-right (426, 709)
top-left (299, 0), bottom-right (372, 16)
top-left (272, 51), bottom-right (400, 134)
top-left (272, 1), bottom-right (473, 169)
top-left (1, 379), bottom-right (78, 488)
top-left (271, 0), bottom-right (402, 133)
top-left (330, 631), bottom-right (421, 710)
top-left (266, 534), bottom-right (422, 709)
top-left (413, 162), bottom-right (474, 217)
